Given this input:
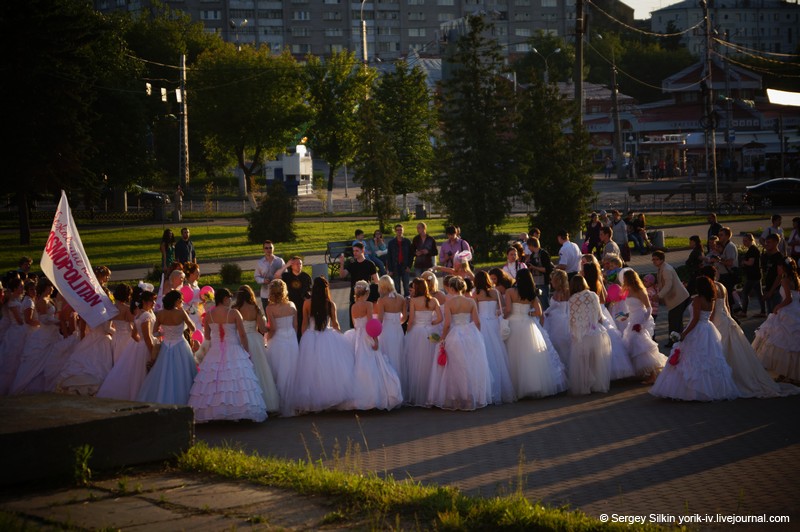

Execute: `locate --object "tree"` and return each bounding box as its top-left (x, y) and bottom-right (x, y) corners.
top-left (304, 51), bottom-right (375, 213)
top-left (512, 32), bottom-right (575, 85)
top-left (352, 97), bottom-right (400, 231)
top-left (191, 45), bottom-right (309, 205)
top-left (435, 15), bottom-right (519, 259)
top-left (517, 77), bottom-right (596, 252)
top-left (1, 0), bottom-right (136, 244)
top-left (246, 183), bottom-right (296, 243)
top-left (373, 61), bottom-right (436, 216)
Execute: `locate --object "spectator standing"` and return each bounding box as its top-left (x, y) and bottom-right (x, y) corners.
top-left (160, 229), bottom-right (176, 271)
top-left (276, 256), bottom-right (312, 339)
top-left (599, 226), bottom-right (620, 260)
top-left (584, 213), bottom-right (602, 256)
top-left (174, 227), bottom-right (196, 264)
top-left (652, 250), bottom-right (691, 347)
top-left (760, 214), bottom-right (786, 255)
top-left (598, 210), bottom-right (611, 228)
top-left (738, 234), bottom-right (765, 318)
top-left (254, 240), bottom-right (285, 310)
top-left (339, 242), bottom-right (379, 327)
top-left (555, 230), bottom-right (582, 279)
top-left (685, 235), bottom-right (705, 295)
top-left (707, 213), bottom-right (723, 252)
top-left (174, 185), bottom-right (184, 216)
top-left (411, 222), bottom-right (437, 277)
top-left (386, 224), bottom-right (412, 296)
top-left (787, 217), bottom-right (800, 262)
top-left (610, 210), bottom-right (630, 263)
top-left (762, 233), bottom-right (785, 313)
top-left (716, 227), bottom-right (741, 313)
top-left (438, 225), bottom-right (471, 269)
top-left (525, 237), bottom-right (553, 310)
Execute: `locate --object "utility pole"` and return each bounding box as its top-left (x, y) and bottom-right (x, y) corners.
top-left (724, 31), bottom-right (734, 182)
top-left (700, 0), bottom-right (718, 206)
top-left (779, 114), bottom-right (785, 178)
top-left (575, 0), bottom-right (584, 122)
top-left (611, 58), bottom-right (625, 180)
top-left (179, 54), bottom-right (189, 192)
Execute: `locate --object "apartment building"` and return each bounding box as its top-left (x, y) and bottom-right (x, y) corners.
top-left (95, 0), bottom-right (633, 61)
top-left (650, 0), bottom-right (800, 57)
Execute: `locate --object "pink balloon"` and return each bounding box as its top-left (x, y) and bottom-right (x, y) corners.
top-left (607, 283), bottom-right (622, 302)
top-left (180, 285), bottom-right (195, 303)
top-left (199, 285), bottom-right (214, 298)
top-left (191, 329), bottom-right (205, 343)
top-left (365, 318), bottom-right (382, 338)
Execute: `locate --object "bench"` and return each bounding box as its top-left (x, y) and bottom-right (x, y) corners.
top-left (325, 240), bottom-right (353, 278)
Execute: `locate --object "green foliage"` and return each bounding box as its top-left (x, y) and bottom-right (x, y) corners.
top-left (246, 183), bottom-right (297, 243)
top-left (73, 444), bottom-right (93, 486)
top-left (219, 263), bottom-right (243, 285)
top-left (512, 32), bottom-right (575, 84)
top-left (435, 15), bottom-right (519, 260)
top-left (517, 78), bottom-right (596, 253)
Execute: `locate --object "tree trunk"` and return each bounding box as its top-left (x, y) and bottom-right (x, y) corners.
top-left (326, 165), bottom-right (336, 213)
top-left (17, 192), bottom-right (31, 245)
top-left (246, 173), bottom-right (258, 210)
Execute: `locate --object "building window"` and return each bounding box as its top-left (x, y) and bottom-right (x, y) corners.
top-left (408, 12), bottom-right (425, 20)
top-left (292, 11), bottom-right (310, 20)
top-left (438, 13), bottom-right (454, 21)
top-left (260, 10), bottom-right (283, 19)
top-left (325, 27), bottom-right (343, 37)
top-left (323, 11), bottom-right (342, 20)
top-left (329, 44), bottom-right (344, 52)
top-left (437, 0), bottom-right (454, 5)
top-left (514, 12), bottom-right (530, 20)
top-left (542, 0), bottom-right (557, 6)
top-left (515, 0), bottom-right (531, 5)
top-left (516, 43), bottom-right (531, 52)
top-left (324, 0), bottom-right (340, 3)
top-left (408, 28), bottom-right (426, 37)
top-left (292, 27), bottom-right (310, 37)
top-left (200, 10), bottom-right (221, 20)
top-left (291, 44), bottom-right (312, 54)
top-left (515, 28), bottom-right (531, 36)
top-left (408, 0), bottom-right (425, 4)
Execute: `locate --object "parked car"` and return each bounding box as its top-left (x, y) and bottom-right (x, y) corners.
top-left (129, 185), bottom-right (170, 207)
top-left (742, 178), bottom-right (800, 208)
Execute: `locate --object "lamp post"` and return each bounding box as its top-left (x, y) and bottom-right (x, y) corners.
top-left (531, 47), bottom-right (561, 83)
top-left (229, 18), bottom-right (248, 51)
top-left (360, 1), bottom-right (368, 68)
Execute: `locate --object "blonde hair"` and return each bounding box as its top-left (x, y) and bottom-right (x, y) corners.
top-left (421, 270), bottom-right (438, 292)
top-left (622, 269), bottom-right (647, 300)
top-left (354, 280), bottom-right (370, 298)
top-left (378, 275), bottom-right (396, 297)
top-left (550, 270), bottom-right (570, 300)
top-left (448, 275), bottom-right (467, 294)
top-left (268, 279), bottom-right (288, 305)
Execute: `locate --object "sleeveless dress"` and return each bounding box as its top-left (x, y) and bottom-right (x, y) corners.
top-left (650, 309), bottom-right (740, 401)
top-left (189, 313), bottom-right (267, 422)
top-left (56, 320), bottom-right (114, 396)
top-left (601, 306), bottom-right (636, 380)
top-left (477, 300), bottom-right (515, 403)
top-left (506, 301), bottom-right (568, 398)
top-left (96, 310), bottom-right (156, 401)
top-left (427, 312), bottom-right (492, 410)
top-left (379, 311), bottom-right (405, 376)
top-left (136, 323), bottom-right (197, 405)
top-left (568, 291), bottom-right (612, 395)
top-left (753, 288), bottom-right (800, 382)
top-left (0, 299), bottom-right (27, 394)
top-left (242, 318), bottom-right (280, 413)
top-left (712, 291), bottom-right (799, 398)
top-left (264, 314), bottom-right (300, 417)
top-left (111, 319), bottom-right (134, 364)
top-left (344, 316), bottom-right (403, 410)
top-left (543, 298), bottom-right (571, 368)
top-left (403, 308), bottom-right (438, 406)
top-left (11, 302), bottom-right (62, 394)
top-left (287, 317), bottom-right (354, 415)
top-left (622, 296), bottom-right (666, 377)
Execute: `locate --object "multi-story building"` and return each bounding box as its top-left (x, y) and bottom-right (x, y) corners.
top-left (650, 0), bottom-right (800, 56)
top-left (95, 0), bottom-right (633, 61)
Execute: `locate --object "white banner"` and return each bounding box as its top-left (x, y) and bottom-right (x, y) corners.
top-left (40, 190), bottom-right (118, 328)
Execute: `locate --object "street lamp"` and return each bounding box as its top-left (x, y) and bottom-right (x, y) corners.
top-left (360, 1), bottom-right (368, 67)
top-left (531, 47), bottom-right (561, 83)
top-left (229, 18), bottom-right (248, 51)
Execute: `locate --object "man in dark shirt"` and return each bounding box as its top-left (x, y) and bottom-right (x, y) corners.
top-left (738, 234), bottom-right (765, 318)
top-left (387, 224), bottom-right (412, 296)
top-left (276, 256), bottom-right (312, 339)
top-left (339, 242), bottom-right (379, 327)
top-left (762, 233), bottom-right (784, 313)
top-left (174, 227), bottom-right (196, 263)
top-left (410, 222), bottom-right (437, 277)
top-left (707, 213), bottom-right (722, 253)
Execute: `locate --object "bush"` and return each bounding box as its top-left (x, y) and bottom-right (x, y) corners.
top-left (145, 264), bottom-right (163, 283)
top-left (219, 263), bottom-right (242, 284)
top-left (246, 183), bottom-right (296, 243)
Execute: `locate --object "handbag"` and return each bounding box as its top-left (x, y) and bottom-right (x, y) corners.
top-left (496, 290), bottom-right (511, 341)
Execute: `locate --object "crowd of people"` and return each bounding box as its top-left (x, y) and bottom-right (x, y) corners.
top-left (1, 215), bottom-right (799, 423)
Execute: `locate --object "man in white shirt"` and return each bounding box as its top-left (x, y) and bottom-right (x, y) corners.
top-left (610, 210), bottom-right (630, 262)
top-left (759, 214), bottom-right (786, 255)
top-left (556, 229), bottom-right (582, 279)
top-left (254, 240), bottom-right (285, 310)
top-left (600, 226), bottom-right (620, 260)
top-left (717, 227), bottom-right (742, 312)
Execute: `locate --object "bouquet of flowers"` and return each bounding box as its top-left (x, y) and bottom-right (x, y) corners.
top-left (437, 342), bottom-right (447, 366)
top-left (632, 323), bottom-right (642, 333)
top-left (428, 332), bottom-right (441, 343)
top-left (669, 331), bottom-right (681, 344)
top-left (668, 347), bottom-right (681, 366)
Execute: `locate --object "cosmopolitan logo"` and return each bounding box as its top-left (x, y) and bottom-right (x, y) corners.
top-left (44, 229), bottom-right (103, 307)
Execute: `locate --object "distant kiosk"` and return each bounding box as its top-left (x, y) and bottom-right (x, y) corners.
top-left (264, 144), bottom-right (313, 196)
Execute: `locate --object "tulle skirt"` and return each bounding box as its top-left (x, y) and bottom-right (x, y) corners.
top-left (344, 327), bottom-right (403, 411)
top-left (753, 304), bottom-right (800, 381)
top-left (427, 323), bottom-right (491, 410)
top-left (264, 330), bottom-right (299, 417)
top-left (568, 327), bottom-right (612, 395)
top-left (10, 324), bottom-right (62, 394)
top-left (506, 315), bottom-right (568, 399)
top-left (245, 330), bottom-right (280, 413)
top-left (403, 322), bottom-right (438, 406)
top-left (479, 315), bottom-right (516, 404)
top-left (96, 337), bottom-right (150, 401)
top-left (287, 328), bottom-right (354, 414)
top-left (378, 313), bottom-right (405, 377)
top-left (56, 328), bottom-right (114, 396)
top-left (137, 339), bottom-right (198, 405)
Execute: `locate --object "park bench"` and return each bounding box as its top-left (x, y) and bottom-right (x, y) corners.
top-left (325, 240), bottom-right (353, 278)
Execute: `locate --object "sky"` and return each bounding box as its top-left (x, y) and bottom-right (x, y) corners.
top-left (625, 0), bottom-right (684, 20)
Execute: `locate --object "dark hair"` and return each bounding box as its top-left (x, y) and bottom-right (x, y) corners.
top-left (488, 267), bottom-right (513, 289)
top-left (183, 262), bottom-right (200, 276)
top-left (214, 287), bottom-right (232, 306)
top-left (161, 229), bottom-right (175, 245)
top-left (113, 283), bottom-right (133, 303)
top-left (582, 262), bottom-right (604, 297)
top-left (162, 289), bottom-right (182, 310)
top-left (352, 241), bottom-right (365, 250)
top-left (771, 214), bottom-right (782, 223)
top-left (515, 269), bottom-right (538, 302)
top-left (600, 226), bottom-right (612, 237)
top-left (464, 277), bottom-right (474, 293)
top-left (652, 250), bottom-right (666, 261)
top-left (689, 235), bottom-right (701, 247)
top-left (699, 265), bottom-right (717, 280)
top-left (765, 233), bottom-right (780, 243)
top-left (133, 290), bottom-right (155, 311)
top-left (355, 229), bottom-right (364, 237)
top-left (445, 225), bottom-right (456, 235)
top-left (569, 275), bottom-right (589, 295)
top-left (556, 229), bottom-right (569, 239)
top-left (473, 270), bottom-right (492, 297)
top-left (7, 277), bottom-right (22, 292)
top-left (23, 279), bottom-right (36, 294)
top-left (411, 277), bottom-right (433, 309)
top-left (263, 239), bottom-right (273, 246)
top-left (310, 276), bottom-right (333, 331)
top-left (695, 275), bottom-right (717, 301)
top-left (35, 277), bottom-right (53, 297)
